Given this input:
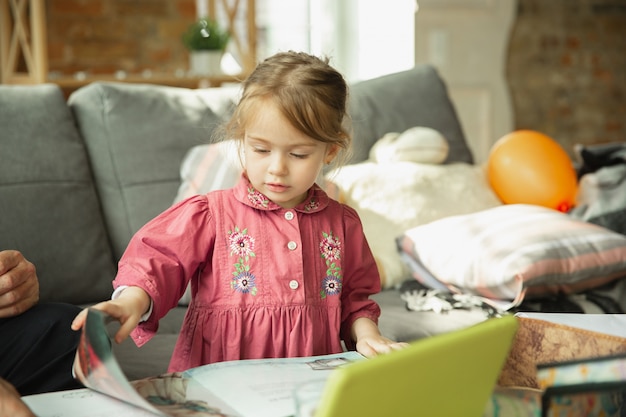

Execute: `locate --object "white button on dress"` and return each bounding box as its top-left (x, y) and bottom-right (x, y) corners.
top-left (289, 280), bottom-right (299, 290)
top-left (285, 211), bottom-right (294, 220)
top-left (287, 241), bottom-right (297, 250)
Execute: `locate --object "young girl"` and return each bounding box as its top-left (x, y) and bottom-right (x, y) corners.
top-left (72, 51), bottom-right (406, 373)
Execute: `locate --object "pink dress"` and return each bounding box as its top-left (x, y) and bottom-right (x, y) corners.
top-left (114, 175), bottom-right (381, 372)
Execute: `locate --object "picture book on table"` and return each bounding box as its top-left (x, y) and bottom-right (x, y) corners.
top-left (537, 352), bottom-right (626, 417)
top-left (22, 308), bottom-right (363, 417)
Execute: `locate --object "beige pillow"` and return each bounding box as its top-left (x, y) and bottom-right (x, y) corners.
top-left (369, 126), bottom-right (449, 164)
top-left (326, 161), bottom-right (502, 288)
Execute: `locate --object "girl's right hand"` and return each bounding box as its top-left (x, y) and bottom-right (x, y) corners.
top-left (71, 286), bottom-right (151, 344)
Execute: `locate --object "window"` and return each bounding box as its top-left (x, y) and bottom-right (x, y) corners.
top-left (256, 0), bottom-right (416, 82)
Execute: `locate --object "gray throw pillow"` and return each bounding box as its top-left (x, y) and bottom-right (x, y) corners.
top-left (349, 64), bottom-right (473, 165)
top-left (69, 82), bottom-right (239, 260)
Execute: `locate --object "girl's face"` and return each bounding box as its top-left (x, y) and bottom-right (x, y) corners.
top-left (243, 100), bottom-right (337, 209)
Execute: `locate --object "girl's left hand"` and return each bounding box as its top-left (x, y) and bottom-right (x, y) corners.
top-left (356, 335), bottom-right (409, 358)
top-left (351, 317), bottom-right (409, 357)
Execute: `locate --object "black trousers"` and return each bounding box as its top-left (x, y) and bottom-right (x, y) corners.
top-left (0, 302), bottom-right (83, 395)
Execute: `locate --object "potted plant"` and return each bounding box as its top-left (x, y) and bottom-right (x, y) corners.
top-left (182, 17), bottom-right (230, 76)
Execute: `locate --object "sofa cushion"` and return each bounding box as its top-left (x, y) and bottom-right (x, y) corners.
top-left (348, 64), bottom-right (473, 165)
top-left (397, 204), bottom-right (626, 308)
top-left (0, 84), bottom-right (117, 304)
top-left (69, 82), bottom-right (239, 260)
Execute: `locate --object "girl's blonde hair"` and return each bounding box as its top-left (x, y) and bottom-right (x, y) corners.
top-left (221, 51), bottom-right (352, 166)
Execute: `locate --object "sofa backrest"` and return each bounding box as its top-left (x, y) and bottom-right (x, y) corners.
top-left (68, 82), bottom-right (239, 261)
top-left (0, 84), bottom-right (117, 304)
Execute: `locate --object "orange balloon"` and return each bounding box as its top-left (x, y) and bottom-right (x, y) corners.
top-left (487, 130), bottom-right (578, 212)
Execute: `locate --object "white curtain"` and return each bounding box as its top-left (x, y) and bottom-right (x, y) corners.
top-left (256, 0), bottom-right (416, 82)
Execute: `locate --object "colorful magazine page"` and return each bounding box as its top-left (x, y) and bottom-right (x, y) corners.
top-left (537, 352), bottom-right (626, 389)
top-left (541, 387), bottom-right (626, 417)
top-left (73, 308), bottom-right (231, 417)
top-left (72, 308), bottom-right (168, 416)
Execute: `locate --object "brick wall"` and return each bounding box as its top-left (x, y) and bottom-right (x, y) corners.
top-left (46, 0), bottom-right (196, 76)
top-left (43, 0), bottom-right (624, 157)
top-left (507, 0), bottom-right (626, 158)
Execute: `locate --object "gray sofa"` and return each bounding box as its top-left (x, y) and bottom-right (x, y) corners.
top-left (0, 64), bottom-right (483, 381)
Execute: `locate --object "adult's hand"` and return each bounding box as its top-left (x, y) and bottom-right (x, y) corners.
top-left (0, 250), bottom-right (39, 318)
top-left (0, 378), bottom-right (35, 417)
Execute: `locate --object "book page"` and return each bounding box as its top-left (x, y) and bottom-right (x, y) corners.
top-left (22, 388), bottom-right (159, 417)
top-left (72, 309), bottom-right (167, 416)
top-left (71, 309), bottom-right (233, 417)
top-left (73, 309), bottom-right (166, 416)
top-left (183, 352), bottom-right (365, 417)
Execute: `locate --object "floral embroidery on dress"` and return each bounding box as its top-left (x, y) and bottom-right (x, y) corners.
top-left (319, 231), bottom-right (342, 298)
top-left (304, 198), bottom-right (320, 212)
top-left (228, 226), bottom-right (257, 295)
top-left (247, 186), bottom-right (270, 208)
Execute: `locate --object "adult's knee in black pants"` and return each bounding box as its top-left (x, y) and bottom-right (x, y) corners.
top-left (0, 302), bottom-right (83, 395)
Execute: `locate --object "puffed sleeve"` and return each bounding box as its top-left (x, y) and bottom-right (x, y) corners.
top-left (114, 194), bottom-right (216, 346)
top-left (339, 205), bottom-right (382, 350)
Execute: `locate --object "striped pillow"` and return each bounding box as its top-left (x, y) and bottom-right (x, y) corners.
top-left (397, 204), bottom-right (626, 308)
top-left (173, 141), bottom-right (242, 204)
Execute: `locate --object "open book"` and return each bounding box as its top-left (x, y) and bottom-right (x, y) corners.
top-left (22, 308), bottom-right (364, 417)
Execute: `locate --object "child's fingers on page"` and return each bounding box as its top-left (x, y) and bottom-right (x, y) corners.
top-left (391, 342), bottom-right (409, 351)
top-left (356, 340), bottom-right (378, 358)
top-left (90, 300), bottom-right (130, 323)
top-left (114, 319), bottom-right (137, 344)
top-left (70, 307), bottom-right (89, 331)
top-left (374, 341), bottom-right (393, 355)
